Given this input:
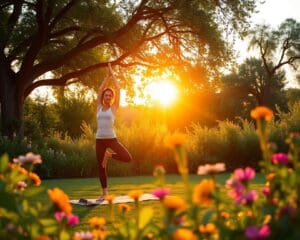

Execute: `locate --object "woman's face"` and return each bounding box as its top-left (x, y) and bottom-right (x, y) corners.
top-left (103, 90), bottom-right (113, 105)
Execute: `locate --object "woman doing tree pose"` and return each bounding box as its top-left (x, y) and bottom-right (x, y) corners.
top-left (96, 63), bottom-right (132, 200)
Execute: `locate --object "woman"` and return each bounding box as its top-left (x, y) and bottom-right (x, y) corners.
top-left (96, 63), bottom-right (132, 200)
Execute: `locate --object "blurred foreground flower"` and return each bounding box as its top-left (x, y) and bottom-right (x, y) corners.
top-left (29, 172), bottom-right (41, 186)
top-left (193, 179), bottom-right (215, 206)
top-left (164, 195), bottom-right (187, 211)
top-left (48, 188), bottom-right (72, 214)
top-left (173, 228), bottom-right (197, 240)
top-left (250, 106), bottom-right (273, 122)
top-left (245, 224), bottom-right (270, 239)
top-left (199, 223), bottom-right (217, 235)
top-left (197, 163), bottom-right (225, 175)
top-left (89, 217), bottom-right (106, 228)
top-left (272, 153), bottom-right (289, 165)
top-left (73, 231), bottom-right (93, 240)
top-left (13, 152), bottom-right (42, 165)
top-left (128, 190), bottom-right (143, 200)
top-left (233, 167), bottom-right (255, 182)
top-left (165, 132), bottom-right (186, 149)
top-left (152, 188), bottom-right (171, 200)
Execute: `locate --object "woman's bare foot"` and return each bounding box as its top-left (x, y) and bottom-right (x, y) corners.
top-left (102, 151), bottom-right (112, 168)
top-left (96, 189), bottom-right (108, 202)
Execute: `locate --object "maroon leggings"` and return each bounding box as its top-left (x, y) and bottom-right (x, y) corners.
top-left (96, 138), bottom-right (132, 188)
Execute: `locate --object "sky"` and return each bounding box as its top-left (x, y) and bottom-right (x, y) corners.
top-left (235, 0), bottom-right (300, 87)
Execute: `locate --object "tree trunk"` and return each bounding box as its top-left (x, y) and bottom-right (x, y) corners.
top-left (0, 70), bottom-right (25, 138)
top-left (261, 75), bottom-right (272, 107)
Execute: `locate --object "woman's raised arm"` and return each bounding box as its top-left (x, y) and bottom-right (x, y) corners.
top-left (108, 63), bottom-right (121, 110)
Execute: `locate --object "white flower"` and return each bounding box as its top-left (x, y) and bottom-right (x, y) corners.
top-left (73, 231), bottom-right (93, 240)
top-left (13, 152), bottom-right (42, 165)
top-left (197, 163), bottom-right (226, 175)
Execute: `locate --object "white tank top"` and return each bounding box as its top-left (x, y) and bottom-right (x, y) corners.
top-left (96, 107), bottom-right (116, 139)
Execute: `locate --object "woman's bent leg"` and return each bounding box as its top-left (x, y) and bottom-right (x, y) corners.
top-left (109, 138), bottom-right (132, 162)
top-left (96, 139), bottom-right (108, 189)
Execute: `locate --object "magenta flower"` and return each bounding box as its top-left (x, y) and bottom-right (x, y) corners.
top-left (226, 178), bottom-right (244, 200)
top-left (233, 167), bottom-right (256, 182)
top-left (272, 153), bottom-right (289, 165)
top-left (237, 190), bottom-right (258, 205)
top-left (245, 224), bottom-right (270, 239)
top-left (152, 188), bottom-right (171, 199)
top-left (54, 212), bottom-right (79, 226)
top-left (67, 214), bottom-right (80, 226)
top-left (262, 187), bottom-right (270, 197)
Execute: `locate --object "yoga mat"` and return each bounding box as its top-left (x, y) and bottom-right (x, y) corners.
top-left (70, 193), bottom-right (158, 206)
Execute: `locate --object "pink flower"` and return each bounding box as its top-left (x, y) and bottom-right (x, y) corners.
top-left (272, 153), bottom-right (289, 165)
top-left (237, 190), bottom-right (258, 205)
top-left (262, 187), bottom-right (270, 197)
top-left (152, 188), bottom-right (171, 199)
top-left (245, 224), bottom-right (270, 239)
top-left (54, 212), bottom-right (79, 226)
top-left (226, 178), bottom-right (244, 199)
top-left (54, 212), bottom-right (65, 221)
top-left (233, 167), bottom-right (255, 182)
top-left (67, 214), bottom-right (80, 226)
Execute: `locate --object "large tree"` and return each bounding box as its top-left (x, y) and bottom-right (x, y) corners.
top-left (221, 57), bottom-right (287, 118)
top-left (0, 0), bottom-right (256, 136)
top-left (248, 18), bottom-right (300, 106)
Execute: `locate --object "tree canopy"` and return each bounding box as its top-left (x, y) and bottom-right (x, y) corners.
top-left (0, 0), bottom-right (257, 136)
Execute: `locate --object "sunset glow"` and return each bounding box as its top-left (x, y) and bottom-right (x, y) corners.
top-left (146, 81), bottom-right (178, 106)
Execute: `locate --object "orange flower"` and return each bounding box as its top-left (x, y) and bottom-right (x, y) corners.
top-left (92, 229), bottom-right (108, 240)
top-left (193, 179), bottom-right (215, 206)
top-left (48, 188), bottom-right (72, 214)
top-left (165, 133), bottom-right (186, 149)
top-left (266, 173), bottom-right (276, 181)
top-left (172, 228), bottom-right (197, 240)
top-left (220, 211), bottom-right (230, 219)
top-left (199, 223), bottom-right (217, 234)
top-left (128, 190), bottom-right (143, 200)
top-left (9, 163), bottom-right (28, 175)
top-left (89, 217), bottom-right (106, 228)
top-left (35, 236), bottom-right (51, 240)
top-left (119, 203), bottom-right (131, 213)
top-left (29, 172), bottom-right (41, 186)
top-left (104, 195), bottom-right (115, 203)
top-left (163, 195), bottom-right (187, 211)
top-left (250, 106), bottom-right (273, 121)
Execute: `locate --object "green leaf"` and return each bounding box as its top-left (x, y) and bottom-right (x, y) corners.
top-left (139, 207), bottom-right (153, 229)
top-left (0, 154), bottom-right (9, 173)
top-left (22, 186), bottom-right (44, 197)
top-left (203, 209), bottom-right (214, 224)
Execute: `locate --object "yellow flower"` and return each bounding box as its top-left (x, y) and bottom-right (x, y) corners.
top-left (165, 133), bottom-right (186, 149)
top-left (104, 195), bottom-right (115, 203)
top-left (172, 228), bottom-right (197, 240)
top-left (48, 188), bottom-right (72, 214)
top-left (250, 106), bottom-right (273, 121)
top-left (163, 195), bottom-right (187, 211)
top-left (119, 203), bottom-right (131, 213)
top-left (29, 172), bottom-right (41, 186)
top-left (89, 217), bottom-right (106, 228)
top-left (92, 229), bottom-right (108, 240)
top-left (199, 223), bottom-right (217, 235)
top-left (128, 190), bottom-right (143, 200)
top-left (193, 179), bottom-right (215, 206)
top-left (263, 214), bottom-right (272, 224)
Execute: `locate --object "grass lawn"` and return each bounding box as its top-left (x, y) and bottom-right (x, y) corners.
top-left (36, 173), bottom-right (264, 231)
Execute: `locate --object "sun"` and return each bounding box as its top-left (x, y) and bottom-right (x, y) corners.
top-left (146, 81), bottom-right (178, 106)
